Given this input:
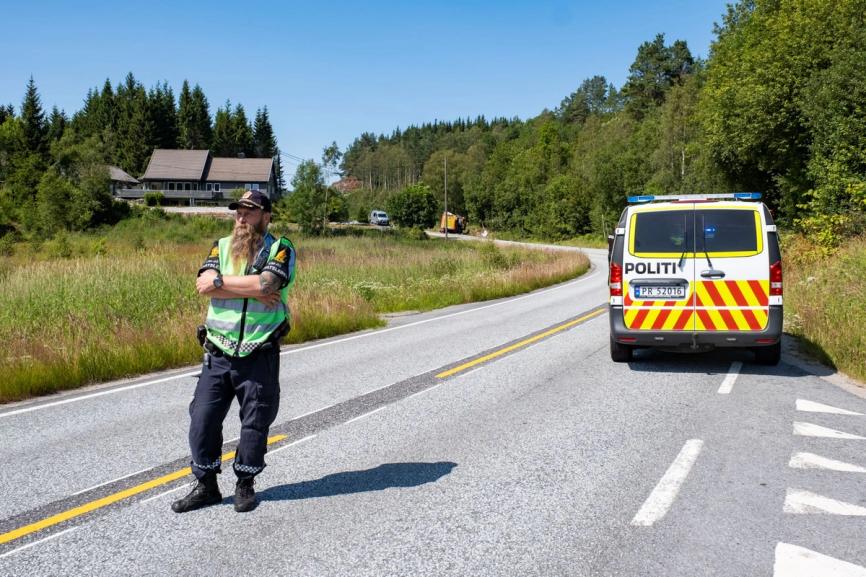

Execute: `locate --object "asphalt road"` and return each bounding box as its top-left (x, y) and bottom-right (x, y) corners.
top-left (1, 243), bottom-right (865, 577)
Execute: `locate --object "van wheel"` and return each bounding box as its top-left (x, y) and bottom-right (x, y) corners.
top-left (610, 336), bottom-right (633, 363)
top-left (753, 342), bottom-right (781, 366)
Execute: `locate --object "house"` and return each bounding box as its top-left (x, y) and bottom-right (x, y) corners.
top-left (108, 165), bottom-right (139, 195)
top-left (117, 149), bottom-right (278, 204)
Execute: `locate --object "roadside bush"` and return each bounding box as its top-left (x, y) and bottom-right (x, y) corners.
top-left (143, 191), bottom-right (164, 206)
top-left (387, 183), bottom-right (438, 229)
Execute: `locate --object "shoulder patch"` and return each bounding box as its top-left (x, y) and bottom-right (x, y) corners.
top-left (274, 249), bottom-right (287, 263)
top-left (209, 246), bottom-right (219, 258)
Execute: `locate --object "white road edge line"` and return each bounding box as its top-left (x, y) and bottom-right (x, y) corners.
top-left (139, 482), bottom-right (195, 505)
top-left (717, 361), bottom-right (742, 395)
top-left (344, 406), bottom-right (388, 426)
top-left (631, 439), bottom-right (704, 527)
top-left (70, 466), bottom-right (155, 496)
top-left (266, 434), bottom-right (317, 456)
top-left (0, 271), bottom-right (601, 420)
top-left (0, 526), bottom-right (79, 560)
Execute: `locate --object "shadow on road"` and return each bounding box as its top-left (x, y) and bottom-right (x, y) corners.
top-left (259, 461), bottom-right (458, 502)
top-left (625, 346), bottom-right (806, 378)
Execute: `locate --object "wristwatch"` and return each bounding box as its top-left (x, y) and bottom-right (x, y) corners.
top-left (213, 274), bottom-right (224, 289)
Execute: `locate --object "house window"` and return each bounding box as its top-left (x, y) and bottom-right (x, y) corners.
top-left (213, 183), bottom-right (221, 192)
top-left (184, 183), bottom-right (191, 191)
top-left (206, 183), bottom-right (213, 192)
top-left (250, 183), bottom-right (260, 191)
top-left (168, 182), bottom-right (175, 191)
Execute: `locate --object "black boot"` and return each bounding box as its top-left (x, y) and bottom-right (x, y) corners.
top-left (171, 475), bottom-right (222, 513)
top-left (234, 477), bottom-right (257, 512)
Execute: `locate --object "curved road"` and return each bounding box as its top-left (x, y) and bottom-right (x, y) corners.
top-left (1, 243), bottom-right (865, 577)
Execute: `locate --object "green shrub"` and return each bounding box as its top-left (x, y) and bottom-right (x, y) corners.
top-left (143, 191), bottom-right (164, 206)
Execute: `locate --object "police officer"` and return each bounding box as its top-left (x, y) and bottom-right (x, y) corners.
top-left (172, 190), bottom-right (296, 514)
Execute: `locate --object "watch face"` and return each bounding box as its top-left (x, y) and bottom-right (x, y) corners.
top-left (213, 276), bottom-right (223, 288)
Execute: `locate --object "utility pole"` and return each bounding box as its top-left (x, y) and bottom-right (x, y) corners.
top-left (444, 154), bottom-right (448, 240)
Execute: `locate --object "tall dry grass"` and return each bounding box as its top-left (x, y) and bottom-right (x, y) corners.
top-left (0, 224), bottom-right (589, 401)
top-left (784, 234), bottom-right (866, 382)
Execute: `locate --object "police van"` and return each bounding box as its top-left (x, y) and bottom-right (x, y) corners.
top-left (608, 193), bottom-right (783, 365)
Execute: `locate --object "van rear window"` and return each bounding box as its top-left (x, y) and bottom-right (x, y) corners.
top-left (632, 211), bottom-right (693, 253)
top-left (632, 209), bottom-right (760, 255)
top-left (695, 210), bottom-right (757, 252)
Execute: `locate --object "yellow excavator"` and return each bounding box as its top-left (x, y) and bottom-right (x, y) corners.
top-left (439, 212), bottom-right (467, 234)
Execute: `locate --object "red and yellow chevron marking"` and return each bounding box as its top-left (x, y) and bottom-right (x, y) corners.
top-left (623, 280), bottom-right (769, 331)
top-left (623, 282), bottom-right (694, 331)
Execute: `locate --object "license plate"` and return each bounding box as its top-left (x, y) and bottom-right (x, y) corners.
top-left (634, 285), bottom-right (686, 299)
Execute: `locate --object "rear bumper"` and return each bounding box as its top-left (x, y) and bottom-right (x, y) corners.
top-left (609, 306), bottom-right (783, 349)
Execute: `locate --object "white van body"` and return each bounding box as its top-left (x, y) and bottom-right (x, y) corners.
top-left (608, 193), bottom-right (783, 364)
top-left (369, 210), bottom-right (390, 226)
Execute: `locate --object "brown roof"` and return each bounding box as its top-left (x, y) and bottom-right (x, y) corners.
top-left (206, 157), bottom-right (273, 183)
top-left (108, 165), bottom-right (139, 184)
top-left (142, 149), bottom-right (210, 180)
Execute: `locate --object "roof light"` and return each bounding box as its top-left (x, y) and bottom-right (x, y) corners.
top-left (627, 192), bottom-right (762, 203)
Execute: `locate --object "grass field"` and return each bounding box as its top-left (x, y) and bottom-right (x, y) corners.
top-left (0, 213), bottom-right (590, 402)
top-left (784, 234), bottom-right (866, 383)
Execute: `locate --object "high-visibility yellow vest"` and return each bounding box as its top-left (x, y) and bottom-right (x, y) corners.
top-left (205, 233), bottom-right (295, 357)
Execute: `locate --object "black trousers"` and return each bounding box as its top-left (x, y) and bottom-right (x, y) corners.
top-left (188, 347), bottom-right (280, 480)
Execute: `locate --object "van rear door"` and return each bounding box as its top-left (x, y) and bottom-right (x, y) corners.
top-left (623, 206), bottom-right (696, 332)
top-left (692, 206), bottom-right (769, 332)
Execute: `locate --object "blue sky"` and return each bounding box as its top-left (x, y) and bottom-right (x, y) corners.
top-left (2, 1), bottom-right (729, 179)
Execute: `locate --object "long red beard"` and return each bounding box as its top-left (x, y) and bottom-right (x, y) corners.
top-left (230, 222), bottom-right (264, 268)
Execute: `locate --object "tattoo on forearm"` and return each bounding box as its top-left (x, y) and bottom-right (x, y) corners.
top-left (260, 272), bottom-right (280, 295)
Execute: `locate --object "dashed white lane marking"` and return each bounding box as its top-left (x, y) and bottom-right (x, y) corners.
top-left (793, 422), bottom-right (866, 440)
top-left (717, 361), bottom-right (742, 394)
top-left (789, 452), bottom-right (866, 473)
top-left (631, 439), bottom-right (704, 527)
top-left (0, 271), bottom-right (601, 420)
top-left (796, 399), bottom-right (864, 416)
top-left (344, 406), bottom-right (388, 426)
top-left (783, 489), bottom-right (866, 516)
top-left (0, 526), bottom-right (78, 560)
top-left (774, 543), bottom-right (866, 577)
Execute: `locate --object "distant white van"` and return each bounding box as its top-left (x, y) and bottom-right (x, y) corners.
top-left (608, 193), bottom-right (783, 365)
top-left (369, 210), bottom-right (390, 226)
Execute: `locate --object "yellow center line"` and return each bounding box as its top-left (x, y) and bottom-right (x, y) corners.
top-left (0, 433), bottom-right (289, 546)
top-left (435, 308), bottom-right (607, 379)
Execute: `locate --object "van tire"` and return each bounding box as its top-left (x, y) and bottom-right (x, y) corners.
top-left (610, 336), bottom-right (633, 363)
top-left (753, 342), bottom-right (781, 366)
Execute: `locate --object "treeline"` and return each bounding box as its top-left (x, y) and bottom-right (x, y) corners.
top-left (340, 0), bottom-right (866, 245)
top-left (0, 73), bottom-right (284, 239)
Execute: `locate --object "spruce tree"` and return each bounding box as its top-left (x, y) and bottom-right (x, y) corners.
top-left (115, 73), bottom-right (155, 174)
top-left (21, 76), bottom-right (48, 158)
top-left (178, 81), bottom-right (212, 149)
top-left (47, 106), bottom-right (67, 142)
top-left (0, 104), bottom-right (13, 124)
top-left (149, 81), bottom-right (178, 149)
top-left (232, 103), bottom-right (254, 157)
top-left (211, 101), bottom-right (233, 156)
top-left (253, 106), bottom-right (277, 158)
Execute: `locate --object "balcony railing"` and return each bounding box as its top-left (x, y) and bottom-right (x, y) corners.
top-left (116, 188), bottom-right (219, 200)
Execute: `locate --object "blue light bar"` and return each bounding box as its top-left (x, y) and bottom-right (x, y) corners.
top-left (627, 192), bottom-right (763, 203)
top-left (627, 195), bottom-right (655, 203)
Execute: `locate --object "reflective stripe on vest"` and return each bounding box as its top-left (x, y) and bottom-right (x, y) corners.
top-left (205, 233), bottom-right (291, 357)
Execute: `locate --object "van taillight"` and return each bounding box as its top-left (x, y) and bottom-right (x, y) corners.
top-left (770, 260), bottom-right (783, 296)
top-left (610, 262), bottom-right (623, 297)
